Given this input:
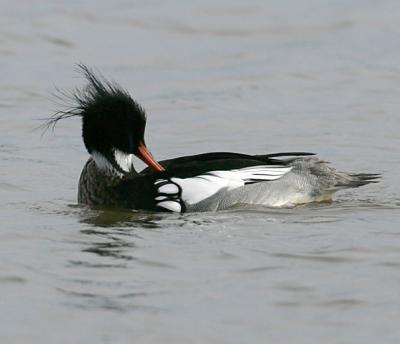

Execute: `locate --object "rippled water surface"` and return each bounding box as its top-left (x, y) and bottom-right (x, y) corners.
top-left (1, 1), bottom-right (400, 343)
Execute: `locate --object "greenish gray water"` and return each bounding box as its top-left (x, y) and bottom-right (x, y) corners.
top-left (1, 1), bottom-right (400, 343)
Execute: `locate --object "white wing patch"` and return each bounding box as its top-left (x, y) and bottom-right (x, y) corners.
top-left (158, 183), bottom-right (180, 194)
top-left (171, 165), bottom-right (292, 205)
top-left (154, 179), bottom-right (183, 213)
top-left (157, 200), bottom-right (181, 212)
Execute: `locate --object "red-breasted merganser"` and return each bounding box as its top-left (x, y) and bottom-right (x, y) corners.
top-left (46, 65), bottom-right (380, 213)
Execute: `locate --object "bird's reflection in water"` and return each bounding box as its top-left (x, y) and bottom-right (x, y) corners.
top-left (72, 204), bottom-right (221, 264)
top-left (75, 203), bottom-right (219, 230)
top-left (73, 204), bottom-right (208, 261)
top-left (74, 206), bottom-right (162, 262)
top-left (58, 206), bottom-right (177, 313)
top-left (78, 205), bottom-right (168, 228)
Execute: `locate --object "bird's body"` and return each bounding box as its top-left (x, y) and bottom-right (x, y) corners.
top-left (78, 151), bottom-right (379, 213)
top-left (48, 65), bottom-right (380, 213)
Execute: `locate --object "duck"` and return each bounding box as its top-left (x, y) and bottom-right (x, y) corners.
top-left (46, 65), bottom-right (380, 213)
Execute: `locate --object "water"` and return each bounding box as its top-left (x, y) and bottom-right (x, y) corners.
top-left (1, 1), bottom-right (400, 343)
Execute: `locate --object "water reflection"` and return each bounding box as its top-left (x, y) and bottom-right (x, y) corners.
top-left (57, 286), bottom-right (164, 313)
top-left (51, 198), bottom-right (400, 316)
top-left (77, 205), bottom-right (167, 228)
top-left (56, 207), bottom-right (176, 312)
top-left (75, 203), bottom-right (228, 229)
top-left (72, 197), bottom-right (398, 231)
top-left (81, 240), bottom-right (137, 261)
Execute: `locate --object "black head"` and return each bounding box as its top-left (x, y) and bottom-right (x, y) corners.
top-left (78, 66), bottom-right (147, 167)
top-left (46, 64), bottom-right (164, 174)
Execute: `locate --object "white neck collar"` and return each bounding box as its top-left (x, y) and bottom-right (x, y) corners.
top-left (91, 149), bottom-right (134, 176)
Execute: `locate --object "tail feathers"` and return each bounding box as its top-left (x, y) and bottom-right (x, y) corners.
top-left (335, 173), bottom-right (381, 188)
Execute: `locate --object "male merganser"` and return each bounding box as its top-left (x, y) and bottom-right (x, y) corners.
top-left (46, 65), bottom-right (380, 213)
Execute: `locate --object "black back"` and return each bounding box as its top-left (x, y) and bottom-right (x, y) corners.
top-left (140, 151), bottom-right (315, 178)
